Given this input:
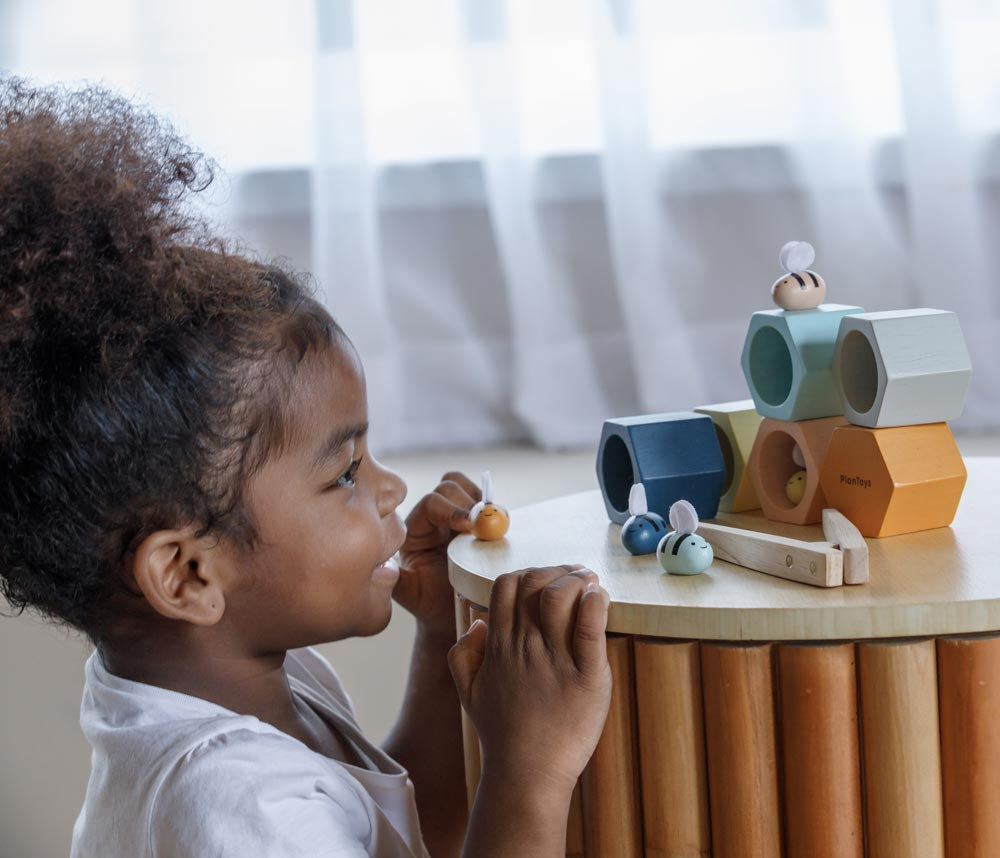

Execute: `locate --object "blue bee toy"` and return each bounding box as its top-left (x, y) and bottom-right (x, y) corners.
top-left (620, 483), bottom-right (669, 556)
top-left (657, 500), bottom-right (714, 575)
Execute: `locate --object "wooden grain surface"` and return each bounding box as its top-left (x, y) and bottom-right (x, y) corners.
top-left (580, 636), bottom-right (644, 858)
top-left (778, 643), bottom-right (863, 858)
top-left (634, 639), bottom-right (710, 858)
top-left (937, 634), bottom-right (1000, 858)
top-left (701, 643), bottom-right (782, 858)
top-left (448, 457), bottom-right (999, 641)
top-left (858, 639), bottom-right (945, 858)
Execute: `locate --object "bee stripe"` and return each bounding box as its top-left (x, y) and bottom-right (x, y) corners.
top-left (671, 533), bottom-right (691, 555)
top-left (806, 270), bottom-right (819, 287)
top-left (791, 272), bottom-right (806, 288)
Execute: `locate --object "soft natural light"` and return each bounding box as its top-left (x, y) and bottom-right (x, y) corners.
top-left (3, 0), bottom-right (999, 167)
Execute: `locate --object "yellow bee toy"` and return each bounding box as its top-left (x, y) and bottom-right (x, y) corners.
top-left (772, 241), bottom-right (827, 310)
top-left (469, 470), bottom-right (510, 541)
top-left (786, 443), bottom-right (808, 505)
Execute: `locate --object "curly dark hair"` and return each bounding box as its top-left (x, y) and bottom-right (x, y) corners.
top-left (0, 78), bottom-right (345, 642)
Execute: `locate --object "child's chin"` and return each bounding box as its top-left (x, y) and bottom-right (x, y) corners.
top-left (354, 601), bottom-right (394, 638)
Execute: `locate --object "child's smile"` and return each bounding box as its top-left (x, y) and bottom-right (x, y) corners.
top-left (235, 338), bottom-right (408, 649)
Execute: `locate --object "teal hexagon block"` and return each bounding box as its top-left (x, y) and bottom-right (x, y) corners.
top-left (740, 303), bottom-right (864, 421)
top-left (596, 412), bottom-right (726, 525)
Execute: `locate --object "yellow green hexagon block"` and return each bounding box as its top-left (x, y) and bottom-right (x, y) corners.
top-left (694, 400), bottom-right (762, 512)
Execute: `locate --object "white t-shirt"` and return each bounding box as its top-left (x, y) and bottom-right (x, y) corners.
top-left (70, 646), bottom-right (430, 857)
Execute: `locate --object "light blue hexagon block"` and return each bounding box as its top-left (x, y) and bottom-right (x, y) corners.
top-left (740, 304), bottom-right (864, 421)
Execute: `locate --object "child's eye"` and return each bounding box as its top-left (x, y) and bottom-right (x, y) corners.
top-left (328, 456), bottom-right (364, 490)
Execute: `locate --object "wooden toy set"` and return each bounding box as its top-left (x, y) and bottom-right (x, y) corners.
top-left (595, 241), bottom-right (974, 585)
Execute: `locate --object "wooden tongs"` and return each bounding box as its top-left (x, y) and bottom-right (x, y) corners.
top-left (698, 509), bottom-right (868, 588)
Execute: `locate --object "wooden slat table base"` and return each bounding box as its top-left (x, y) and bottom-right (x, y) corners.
top-left (778, 643), bottom-right (863, 858)
top-left (859, 639), bottom-right (945, 858)
top-left (937, 635), bottom-right (1000, 858)
top-left (452, 624), bottom-right (999, 856)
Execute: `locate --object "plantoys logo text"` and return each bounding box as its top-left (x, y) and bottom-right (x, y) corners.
top-left (840, 474), bottom-right (872, 489)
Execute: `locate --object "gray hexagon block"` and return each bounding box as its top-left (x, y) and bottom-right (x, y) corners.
top-left (741, 304), bottom-right (864, 421)
top-left (596, 412), bottom-right (725, 524)
top-left (833, 309), bottom-right (972, 427)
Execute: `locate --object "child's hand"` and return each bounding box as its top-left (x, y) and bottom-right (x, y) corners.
top-left (448, 565), bottom-right (612, 797)
top-left (394, 471), bottom-right (481, 637)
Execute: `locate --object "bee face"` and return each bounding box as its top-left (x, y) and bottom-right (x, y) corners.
top-left (471, 503), bottom-right (510, 541)
top-left (772, 270), bottom-right (827, 310)
top-left (657, 530), bottom-right (713, 575)
top-left (785, 469), bottom-right (808, 505)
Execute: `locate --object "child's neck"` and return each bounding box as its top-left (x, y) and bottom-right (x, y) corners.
top-left (101, 630), bottom-right (294, 722)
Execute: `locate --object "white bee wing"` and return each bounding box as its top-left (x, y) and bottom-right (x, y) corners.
top-left (481, 470), bottom-right (494, 504)
top-left (668, 499), bottom-right (700, 534)
top-left (791, 443), bottom-right (806, 468)
top-left (628, 483), bottom-right (648, 517)
top-left (468, 500), bottom-right (486, 524)
top-left (779, 240), bottom-right (815, 273)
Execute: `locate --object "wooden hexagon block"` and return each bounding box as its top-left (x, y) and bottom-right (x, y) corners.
top-left (820, 423), bottom-right (967, 537)
top-left (741, 304), bottom-right (863, 421)
top-left (748, 416), bottom-right (847, 525)
top-left (833, 309), bottom-right (972, 428)
top-left (596, 412), bottom-right (726, 524)
top-left (694, 400), bottom-right (763, 512)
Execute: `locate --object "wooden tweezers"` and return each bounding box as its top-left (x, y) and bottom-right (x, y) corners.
top-left (698, 509), bottom-right (869, 588)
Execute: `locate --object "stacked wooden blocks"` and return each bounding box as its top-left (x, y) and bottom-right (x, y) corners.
top-left (740, 305), bottom-right (972, 537)
top-left (820, 310), bottom-right (971, 537)
top-left (740, 303), bottom-right (863, 525)
top-left (594, 240), bottom-right (973, 543)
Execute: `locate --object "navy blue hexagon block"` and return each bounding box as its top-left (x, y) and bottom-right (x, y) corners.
top-left (596, 412), bottom-right (726, 524)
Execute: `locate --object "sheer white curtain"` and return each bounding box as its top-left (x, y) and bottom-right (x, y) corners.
top-left (5, 0), bottom-right (1000, 451)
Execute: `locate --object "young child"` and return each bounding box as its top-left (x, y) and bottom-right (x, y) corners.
top-left (0, 79), bottom-right (612, 857)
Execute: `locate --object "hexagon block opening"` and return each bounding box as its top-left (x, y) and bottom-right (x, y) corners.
top-left (748, 416), bottom-right (847, 525)
top-left (596, 413), bottom-right (726, 525)
top-left (741, 304), bottom-right (864, 422)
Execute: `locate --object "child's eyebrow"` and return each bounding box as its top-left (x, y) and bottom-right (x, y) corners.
top-left (310, 422), bottom-right (369, 473)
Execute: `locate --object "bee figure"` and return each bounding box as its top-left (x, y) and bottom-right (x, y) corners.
top-left (657, 500), bottom-right (714, 575)
top-left (786, 443), bottom-right (808, 505)
top-left (620, 483), bottom-right (669, 556)
top-left (469, 470), bottom-right (510, 541)
top-left (772, 241), bottom-right (827, 310)
top-left (786, 471), bottom-right (807, 505)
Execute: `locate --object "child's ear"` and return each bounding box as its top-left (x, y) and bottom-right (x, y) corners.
top-left (130, 528), bottom-right (227, 626)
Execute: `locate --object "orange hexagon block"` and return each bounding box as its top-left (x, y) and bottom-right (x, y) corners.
top-left (748, 416), bottom-right (847, 525)
top-left (820, 423), bottom-right (967, 537)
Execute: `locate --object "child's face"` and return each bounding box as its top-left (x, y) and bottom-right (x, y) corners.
top-left (230, 340), bottom-right (408, 649)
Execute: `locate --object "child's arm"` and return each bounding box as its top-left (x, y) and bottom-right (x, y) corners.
top-left (385, 472), bottom-right (485, 856)
top-left (381, 626), bottom-right (468, 857)
top-left (449, 566), bottom-right (612, 857)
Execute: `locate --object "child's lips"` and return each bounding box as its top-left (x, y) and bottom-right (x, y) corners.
top-left (372, 558), bottom-right (400, 584)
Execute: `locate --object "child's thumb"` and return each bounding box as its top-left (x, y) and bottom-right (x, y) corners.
top-left (447, 618), bottom-right (488, 709)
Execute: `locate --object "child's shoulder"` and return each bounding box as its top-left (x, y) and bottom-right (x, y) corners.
top-left (73, 647), bottom-right (376, 857)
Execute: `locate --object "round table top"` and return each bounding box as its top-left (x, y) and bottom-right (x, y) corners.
top-left (448, 456), bottom-right (1000, 641)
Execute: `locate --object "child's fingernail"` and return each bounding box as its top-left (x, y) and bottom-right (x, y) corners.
top-left (585, 581), bottom-right (600, 594)
top-left (469, 618), bottom-right (486, 632)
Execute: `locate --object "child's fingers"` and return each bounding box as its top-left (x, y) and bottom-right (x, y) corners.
top-left (448, 618), bottom-right (488, 709)
top-left (572, 584), bottom-right (610, 677)
top-left (513, 565), bottom-right (587, 634)
top-left (487, 571), bottom-right (521, 638)
top-left (440, 471), bottom-right (482, 503)
top-left (538, 570), bottom-right (600, 657)
top-left (410, 491), bottom-right (473, 535)
top-left (433, 480), bottom-right (477, 529)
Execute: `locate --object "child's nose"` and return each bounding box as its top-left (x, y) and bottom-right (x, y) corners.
top-left (377, 465), bottom-right (407, 516)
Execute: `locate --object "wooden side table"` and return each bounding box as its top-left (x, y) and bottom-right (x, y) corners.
top-left (448, 457), bottom-right (1000, 858)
